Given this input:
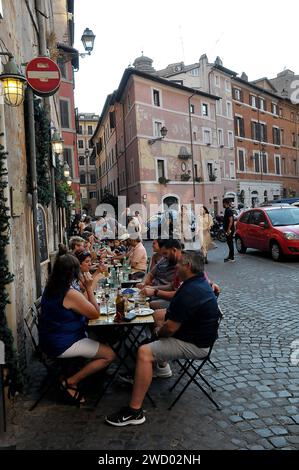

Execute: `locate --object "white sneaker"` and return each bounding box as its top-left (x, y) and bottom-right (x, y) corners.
top-left (153, 363), bottom-right (172, 378)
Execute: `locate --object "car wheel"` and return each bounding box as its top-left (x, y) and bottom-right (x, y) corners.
top-left (270, 241), bottom-right (283, 262)
top-left (235, 236), bottom-right (247, 254)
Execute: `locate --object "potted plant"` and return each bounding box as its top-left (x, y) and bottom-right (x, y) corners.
top-left (209, 174), bottom-right (217, 182)
top-left (158, 176), bottom-right (170, 185)
top-left (195, 176), bottom-right (202, 182)
top-left (180, 173), bottom-right (191, 181)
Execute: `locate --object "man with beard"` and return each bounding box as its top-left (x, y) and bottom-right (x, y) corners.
top-left (105, 250), bottom-right (220, 426)
top-left (140, 239), bottom-right (183, 310)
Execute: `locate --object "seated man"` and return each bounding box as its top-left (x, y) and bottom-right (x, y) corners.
top-left (141, 239), bottom-right (220, 310)
top-left (127, 236), bottom-right (147, 280)
top-left (105, 250), bottom-right (221, 426)
top-left (69, 236), bottom-right (85, 253)
top-left (140, 239), bottom-right (183, 310)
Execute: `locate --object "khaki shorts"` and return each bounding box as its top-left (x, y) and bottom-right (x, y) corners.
top-left (149, 337), bottom-right (209, 363)
top-left (58, 338), bottom-right (99, 359)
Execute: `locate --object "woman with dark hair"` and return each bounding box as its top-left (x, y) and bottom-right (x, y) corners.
top-left (74, 249), bottom-right (105, 293)
top-left (38, 245), bottom-right (115, 405)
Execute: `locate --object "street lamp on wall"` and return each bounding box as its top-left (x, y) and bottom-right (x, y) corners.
top-left (0, 53), bottom-right (27, 107)
top-left (148, 126), bottom-right (168, 145)
top-left (80, 28), bottom-right (96, 56)
top-left (63, 162), bottom-right (70, 178)
top-left (51, 129), bottom-right (64, 155)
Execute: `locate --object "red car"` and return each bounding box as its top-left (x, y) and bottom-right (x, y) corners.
top-left (235, 206), bottom-right (299, 261)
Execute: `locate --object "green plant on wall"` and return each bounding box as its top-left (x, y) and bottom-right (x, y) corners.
top-left (34, 99), bottom-right (53, 206)
top-left (0, 138), bottom-right (23, 397)
top-left (55, 155), bottom-right (71, 208)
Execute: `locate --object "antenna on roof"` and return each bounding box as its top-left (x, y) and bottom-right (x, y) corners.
top-left (178, 25), bottom-right (185, 62)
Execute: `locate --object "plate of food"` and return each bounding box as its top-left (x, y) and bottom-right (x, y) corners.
top-left (129, 308), bottom-right (154, 317)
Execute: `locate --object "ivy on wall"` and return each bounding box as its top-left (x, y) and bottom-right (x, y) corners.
top-left (55, 155), bottom-right (71, 208)
top-left (34, 99), bottom-right (53, 206)
top-left (0, 137), bottom-right (23, 396)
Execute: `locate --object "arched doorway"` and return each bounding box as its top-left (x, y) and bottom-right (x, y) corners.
top-left (163, 195), bottom-right (179, 211)
top-left (251, 190), bottom-right (259, 207)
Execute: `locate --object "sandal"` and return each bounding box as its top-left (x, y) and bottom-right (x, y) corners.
top-left (60, 379), bottom-right (86, 406)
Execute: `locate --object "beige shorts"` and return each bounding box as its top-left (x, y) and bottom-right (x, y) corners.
top-left (58, 338), bottom-right (100, 359)
top-left (149, 337), bottom-right (209, 363)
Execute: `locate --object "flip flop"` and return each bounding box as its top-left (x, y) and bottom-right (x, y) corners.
top-left (60, 379), bottom-right (86, 405)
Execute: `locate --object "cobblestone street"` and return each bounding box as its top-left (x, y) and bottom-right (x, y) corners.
top-left (2, 242), bottom-right (299, 450)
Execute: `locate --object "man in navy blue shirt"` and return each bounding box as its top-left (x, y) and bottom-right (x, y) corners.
top-left (106, 250), bottom-right (220, 426)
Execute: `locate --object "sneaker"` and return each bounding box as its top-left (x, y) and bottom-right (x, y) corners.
top-left (224, 257), bottom-right (235, 263)
top-left (117, 373), bottom-right (134, 385)
top-left (153, 363), bottom-right (173, 378)
top-left (105, 406), bottom-right (145, 426)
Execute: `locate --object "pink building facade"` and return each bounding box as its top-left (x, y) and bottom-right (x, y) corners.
top-left (93, 68), bottom-right (230, 215)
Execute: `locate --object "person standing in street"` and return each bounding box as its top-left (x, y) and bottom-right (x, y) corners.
top-left (223, 199), bottom-right (235, 262)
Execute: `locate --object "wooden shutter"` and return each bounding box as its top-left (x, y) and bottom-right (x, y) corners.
top-left (240, 118), bottom-right (245, 137)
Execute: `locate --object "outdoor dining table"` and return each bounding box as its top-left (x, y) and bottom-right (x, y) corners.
top-left (88, 312), bottom-right (155, 407)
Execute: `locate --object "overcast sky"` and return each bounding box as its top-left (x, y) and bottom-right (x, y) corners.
top-left (74, 0), bottom-right (299, 115)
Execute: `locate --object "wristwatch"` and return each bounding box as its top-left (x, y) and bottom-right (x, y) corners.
top-left (154, 288), bottom-right (159, 297)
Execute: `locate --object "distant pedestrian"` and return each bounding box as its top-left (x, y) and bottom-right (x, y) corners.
top-left (223, 199), bottom-right (235, 262)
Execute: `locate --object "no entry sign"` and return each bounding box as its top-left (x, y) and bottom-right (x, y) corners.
top-left (26, 57), bottom-right (61, 96)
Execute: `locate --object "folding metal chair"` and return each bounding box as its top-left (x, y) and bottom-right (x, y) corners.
top-left (24, 298), bottom-right (80, 410)
top-left (168, 307), bottom-right (223, 411)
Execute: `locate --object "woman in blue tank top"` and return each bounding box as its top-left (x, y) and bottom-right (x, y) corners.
top-left (39, 245), bottom-right (116, 404)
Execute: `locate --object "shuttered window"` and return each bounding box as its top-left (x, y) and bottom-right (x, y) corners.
top-left (60, 100), bottom-right (70, 128)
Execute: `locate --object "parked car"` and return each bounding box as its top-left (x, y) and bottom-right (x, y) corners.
top-left (291, 201), bottom-right (299, 208)
top-left (235, 206), bottom-right (299, 261)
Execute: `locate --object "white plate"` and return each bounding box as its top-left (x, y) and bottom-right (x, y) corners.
top-left (130, 308), bottom-right (154, 317)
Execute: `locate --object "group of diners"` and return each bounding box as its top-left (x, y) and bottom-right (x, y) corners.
top-left (38, 234), bottom-right (221, 426)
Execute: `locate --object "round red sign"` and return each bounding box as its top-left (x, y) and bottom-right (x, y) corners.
top-left (26, 57), bottom-right (61, 96)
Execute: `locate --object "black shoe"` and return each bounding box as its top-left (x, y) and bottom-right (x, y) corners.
top-left (106, 406), bottom-right (146, 426)
top-left (224, 257), bottom-right (235, 263)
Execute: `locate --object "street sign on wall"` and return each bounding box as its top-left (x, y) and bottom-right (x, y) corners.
top-left (26, 57), bottom-right (61, 97)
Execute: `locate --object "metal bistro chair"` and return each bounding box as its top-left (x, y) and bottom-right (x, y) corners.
top-left (24, 298), bottom-right (81, 411)
top-left (168, 307), bottom-right (224, 411)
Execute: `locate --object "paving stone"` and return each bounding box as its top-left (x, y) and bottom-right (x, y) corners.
top-left (254, 428), bottom-right (273, 438)
top-left (269, 437), bottom-right (288, 448)
top-left (292, 414), bottom-right (299, 424)
top-left (242, 411), bottom-right (259, 420)
top-left (270, 427), bottom-right (288, 436)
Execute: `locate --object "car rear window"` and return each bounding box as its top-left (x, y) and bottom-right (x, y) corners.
top-left (266, 208), bottom-right (299, 227)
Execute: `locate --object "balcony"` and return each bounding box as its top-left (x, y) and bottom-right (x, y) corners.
top-left (178, 146), bottom-right (192, 160)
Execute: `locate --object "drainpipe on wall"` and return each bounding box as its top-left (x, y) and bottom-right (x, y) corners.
top-left (27, 87), bottom-right (42, 297)
top-left (36, 0), bottom-right (58, 250)
top-left (121, 102), bottom-right (130, 205)
top-left (188, 92), bottom-right (197, 202)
